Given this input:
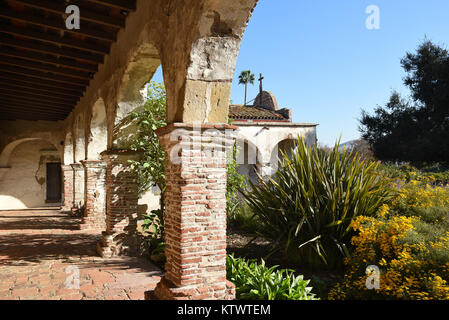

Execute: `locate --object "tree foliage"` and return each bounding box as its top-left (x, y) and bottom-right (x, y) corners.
top-left (360, 40), bottom-right (449, 165)
top-left (238, 70), bottom-right (255, 106)
top-left (129, 81), bottom-right (167, 197)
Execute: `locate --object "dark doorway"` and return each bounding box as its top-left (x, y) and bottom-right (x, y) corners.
top-left (46, 163), bottom-right (62, 202)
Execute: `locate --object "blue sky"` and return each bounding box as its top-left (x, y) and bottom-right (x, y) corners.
top-left (153, 0), bottom-right (449, 145)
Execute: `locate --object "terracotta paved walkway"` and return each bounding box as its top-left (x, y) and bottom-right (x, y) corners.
top-left (0, 209), bottom-right (163, 300)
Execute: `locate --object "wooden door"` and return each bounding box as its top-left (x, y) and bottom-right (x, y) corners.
top-left (46, 163), bottom-right (62, 202)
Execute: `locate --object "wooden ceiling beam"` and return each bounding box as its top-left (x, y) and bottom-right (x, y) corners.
top-left (0, 73), bottom-right (86, 94)
top-left (0, 88), bottom-right (77, 107)
top-left (1, 102), bottom-right (70, 113)
top-left (0, 7), bottom-right (116, 42)
top-left (1, 96), bottom-right (75, 110)
top-left (0, 23), bottom-right (110, 54)
top-left (0, 78), bottom-right (83, 98)
top-left (11, 0), bottom-right (126, 29)
top-left (0, 110), bottom-right (65, 120)
top-left (0, 108), bottom-right (69, 119)
top-left (0, 87), bottom-right (78, 106)
top-left (0, 86), bottom-right (78, 103)
top-left (0, 65), bottom-right (90, 86)
top-left (1, 104), bottom-right (70, 115)
top-left (87, 0), bottom-right (136, 11)
top-left (0, 113), bottom-right (64, 121)
top-left (0, 108), bottom-right (70, 120)
top-left (0, 46), bottom-right (98, 73)
top-left (0, 56), bottom-right (91, 80)
top-left (0, 35), bottom-right (104, 63)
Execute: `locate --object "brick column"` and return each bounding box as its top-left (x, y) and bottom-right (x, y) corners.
top-left (71, 163), bottom-right (85, 214)
top-left (61, 165), bottom-right (74, 212)
top-left (97, 150), bottom-right (142, 258)
top-left (78, 160), bottom-right (107, 231)
top-left (150, 123), bottom-right (237, 300)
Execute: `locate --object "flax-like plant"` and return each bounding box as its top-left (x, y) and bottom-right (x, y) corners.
top-left (242, 139), bottom-right (393, 270)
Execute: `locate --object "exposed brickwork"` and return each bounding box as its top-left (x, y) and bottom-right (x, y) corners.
top-left (150, 124), bottom-right (236, 300)
top-left (79, 160), bottom-right (107, 232)
top-left (70, 163), bottom-right (85, 214)
top-left (61, 165), bottom-right (74, 212)
top-left (97, 150), bottom-right (142, 258)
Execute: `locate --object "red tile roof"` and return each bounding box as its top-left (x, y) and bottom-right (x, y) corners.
top-left (229, 105), bottom-right (289, 121)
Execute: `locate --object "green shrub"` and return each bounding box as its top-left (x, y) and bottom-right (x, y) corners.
top-left (242, 139), bottom-right (393, 270)
top-left (226, 141), bottom-right (248, 224)
top-left (226, 255), bottom-right (318, 300)
top-left (228, 202), bottom-right (261, 234)
top-left (141, 209), bottom-right (166, 266)
top-left (379, 163), bottom-right (449, 185)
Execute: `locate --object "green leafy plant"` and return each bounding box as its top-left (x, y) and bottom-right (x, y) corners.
top-left (226, 131), bottom-right (248, 224)
top-left (127, 82), bottom-right (167, 263)
top-left (141, 208), bottom-right (165, 265)
top-left (128, 81), bottom-right (167, 198)
top-left (226, 255), bottom-right (318, 300)
top-left (242, 138), bottom-right (393, 270)
top-left (379, 163), bottom-right (449, 185)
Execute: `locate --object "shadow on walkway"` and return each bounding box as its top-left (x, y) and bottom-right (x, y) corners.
top-left (0, 209), bottom-right (163, 300)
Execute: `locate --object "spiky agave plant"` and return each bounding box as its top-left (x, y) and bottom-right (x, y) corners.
top-left (242, 139), bottom-right (394, 270)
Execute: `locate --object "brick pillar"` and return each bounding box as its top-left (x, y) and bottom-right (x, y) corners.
top-left (97, 150), bottom-right (142, 258)
top-left (78, 160), bottom-right (107, 231)
top-left (150, 123), bottom-right (237, 300)
top-left (61, 165), bottom-right (74, 212)
top-left (71, 163), bottom-right (85, 214)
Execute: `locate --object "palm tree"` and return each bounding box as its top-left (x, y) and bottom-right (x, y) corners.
top-left (238, 70), bottom-right (255, 106)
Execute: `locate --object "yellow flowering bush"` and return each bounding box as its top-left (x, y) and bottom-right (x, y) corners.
top-left (393, 178), bottom-right (449, 209)
top-left (330, 187), bottom-right (449, 300)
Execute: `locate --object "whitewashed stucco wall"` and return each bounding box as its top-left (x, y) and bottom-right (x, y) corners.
top-left (0, 140), bottom-right (61, 210)
top-left (235, 122), bottom-right (317, 177)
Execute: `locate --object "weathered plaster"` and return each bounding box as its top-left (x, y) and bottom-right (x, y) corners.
top-left (63, 132), bottom-right (74, 166)
top-left (87, 99), bottom-right (108, 159)
top-left (235, 123), bottom-right (317, 177)
top-left (0, 121), bottom-right (65, 165)
top-left (74, 114), bottom-right (86, 163)
top-left (0, 140), bottom-right (60, 210)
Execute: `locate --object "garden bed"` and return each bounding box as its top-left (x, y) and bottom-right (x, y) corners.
top-left (226, 225), bottom-right (343, 299)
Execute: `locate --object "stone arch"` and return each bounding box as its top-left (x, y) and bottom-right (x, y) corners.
top-left (235, 136), bottom-right (263, 185)
top-left (0, 138), bottom-right (60, 163)
top-left (270, 137), bottom-right (299, 171)
top-left (0, 126), bottom-right (64, 168)
top-left (0, 138), bottom-right (62, 209)
top-left (74, 114), bottom-right (86, 163)
top-left (235, 135), bottom-right (263, 166)
top-left (111, 44), bottom-right (161, 149)
top-left (160, 0), bottom-right (259, 124)
top-left (87, 98), bottom-right (108, 160)
top-left (0, 138), bottom-right (40, 167)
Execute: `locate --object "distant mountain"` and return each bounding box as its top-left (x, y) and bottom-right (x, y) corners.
top-left (339, 140), bottom-right (357, 150)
